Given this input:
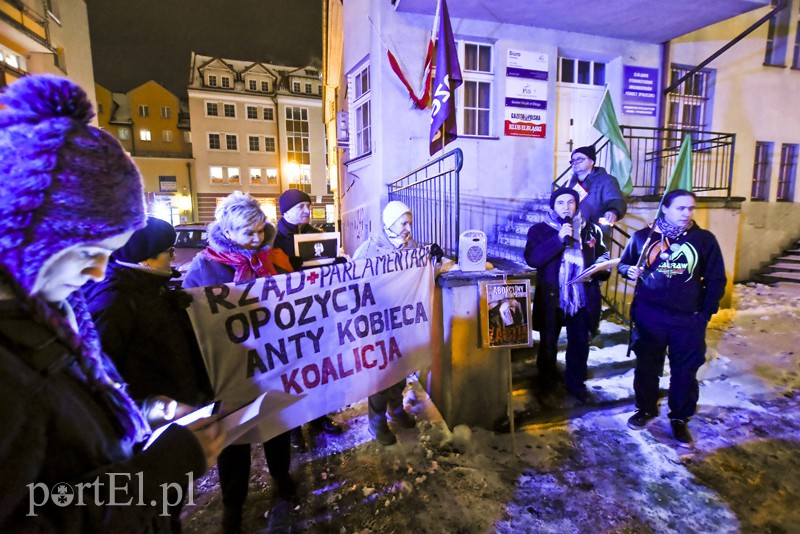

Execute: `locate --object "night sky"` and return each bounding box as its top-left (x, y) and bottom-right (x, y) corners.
top-left (84, 0), bottom-right (323, 98)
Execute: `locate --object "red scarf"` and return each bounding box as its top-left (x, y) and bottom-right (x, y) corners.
top-left (200, 247), bottom-right (278, 282)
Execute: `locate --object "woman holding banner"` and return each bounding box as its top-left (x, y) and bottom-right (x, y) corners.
top-left (0, 75), bottom-right (223, 532)
top-left (352, 200), bottom-right (424, 445)
top-left (183, 191), bottom-right (294, 533)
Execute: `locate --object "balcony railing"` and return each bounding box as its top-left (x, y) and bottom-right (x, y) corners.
top-left (622, 126), bottom-right (735, 197)
top-left (0, 0), bottom-right (49, 48)
top-left (555, 126), bottom-right (735, 199)
top-left (387, 148), bottom-right (463, 258)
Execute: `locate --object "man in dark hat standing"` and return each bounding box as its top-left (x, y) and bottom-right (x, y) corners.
top-left (273, 190), bottom-right (344, 444)
top-left (524, 187), bottom-right (610, 402)
top-left (274, 189), bottom-right (318, 271)
top-left (568, 145), bottom-right (628, 226)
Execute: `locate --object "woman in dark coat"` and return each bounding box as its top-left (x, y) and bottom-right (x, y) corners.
top-left (524, 187), bottom-right (610, 403)
top-left (183, 191), bottom-right (293, 534)
top-left (0, 75), bottom-right (223, 533)
top-left (84, 217), bottom-right (213, 409)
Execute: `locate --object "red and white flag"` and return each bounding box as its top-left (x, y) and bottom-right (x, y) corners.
top-left (385, 0), bottom-right (441, 110)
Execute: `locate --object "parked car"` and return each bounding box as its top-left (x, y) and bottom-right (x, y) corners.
top-left (171, 223), bottom-right (208, 287)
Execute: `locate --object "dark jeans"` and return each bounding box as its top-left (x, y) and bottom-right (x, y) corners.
top-left (367, 379), bottom-right (407, 428)
top-left (537, 306), bottom-right (591, 393)
top-left (218, 431), bottom-right (291, 508)
top-left (631, 302), bottom-right (707, 420)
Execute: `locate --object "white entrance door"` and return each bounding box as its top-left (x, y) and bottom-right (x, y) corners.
top-left (554, 84), bottom-right (604, 184)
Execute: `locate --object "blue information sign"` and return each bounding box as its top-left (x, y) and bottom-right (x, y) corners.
top-left (622, 66), bottom-right (658, 116)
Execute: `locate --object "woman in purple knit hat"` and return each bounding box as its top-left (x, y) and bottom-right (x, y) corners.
top-left (0, 75), bottom-right (224, 532)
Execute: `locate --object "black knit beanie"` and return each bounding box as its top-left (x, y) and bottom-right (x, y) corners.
top-left (279, 189), bottom-right (311, 214)
top-left (112, 217), bottom-right (176, 263)
top-left (571, 145), bottom-right (596, 162)
top-left (550, 186), bottom-right (581, 209)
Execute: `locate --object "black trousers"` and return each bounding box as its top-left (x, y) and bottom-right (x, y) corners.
top-left (631, 302), bottom-right (707, 420)
top-left (217, 431), bottom-right (291, 509)
top-left (537, 306), bottom-right (591, 393)
top-left (367, 378), bottom-right (407, 427)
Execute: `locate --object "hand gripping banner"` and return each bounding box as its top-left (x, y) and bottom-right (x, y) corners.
top-left (185, 247), bottom-right (434, 443)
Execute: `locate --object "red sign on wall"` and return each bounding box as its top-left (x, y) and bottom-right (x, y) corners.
top-left (504, 121), bottom-right (546, 138)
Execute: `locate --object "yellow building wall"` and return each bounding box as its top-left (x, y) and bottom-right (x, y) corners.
top-left (129, 81), bottom-right (192, 157)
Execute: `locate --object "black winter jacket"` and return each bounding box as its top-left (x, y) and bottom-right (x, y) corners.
top-left (83, 263), bottom-right (213, 405)
top-left (524, 220), bottom-right (609, 333)
top-left (618, 221), bottom-right (726, 320)
top-left (274, 218), bottom-right (322, 271)
top-left (568, 166), bottom-right (628, 224)
top-left (0, 299), bottom-right (206, 532)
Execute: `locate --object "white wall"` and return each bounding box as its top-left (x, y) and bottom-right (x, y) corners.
top-left (339, 0), bottom-right (662, 253)
top-left (672, 4), bottom-right (800, 280)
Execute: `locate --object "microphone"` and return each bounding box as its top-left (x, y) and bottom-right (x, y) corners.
top-left (563, 216), bottom-right (573, 248)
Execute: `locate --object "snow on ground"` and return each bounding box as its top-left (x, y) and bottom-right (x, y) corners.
top-left (182, 283), bottom-right (800, 533)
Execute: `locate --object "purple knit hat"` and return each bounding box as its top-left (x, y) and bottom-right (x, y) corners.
top-left (0, 75), bottom-right (146, 293)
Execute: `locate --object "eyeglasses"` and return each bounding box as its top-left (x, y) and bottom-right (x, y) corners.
top-left (570, 157), bottom-right (587, 165)
top-left (168, 247), bottom-right (175, 258)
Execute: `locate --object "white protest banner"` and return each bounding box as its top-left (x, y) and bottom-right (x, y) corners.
top-left (184, 247), bottom-right (434, 443)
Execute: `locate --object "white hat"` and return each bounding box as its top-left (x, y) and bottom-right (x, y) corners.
top-left (382, 200), bottom-right (411, 228)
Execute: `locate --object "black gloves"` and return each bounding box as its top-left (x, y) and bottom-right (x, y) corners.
top-left (430, 243), bottom-right (444, 263)
top-left (334, 256), bottom-right (348, 264)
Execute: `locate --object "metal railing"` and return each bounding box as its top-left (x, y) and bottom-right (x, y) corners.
top-left (602, 224), bottom-right (634, 326)
top-left (622, 126), bottom-right (734, 197)
top-left (553, 127), bottom-right (735, 198)
top-left (387, 148), bottom-right (463, 258)
top-left (0, 0), bottom-right (49, 45)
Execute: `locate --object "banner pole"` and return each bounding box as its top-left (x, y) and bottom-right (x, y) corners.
top-left (508, 349), bottom-right (516, 455)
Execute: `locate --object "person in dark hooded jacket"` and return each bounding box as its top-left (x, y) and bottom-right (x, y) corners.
top-left (524, 187), bottom-right (610, 403)
top-left (84, 217), bottom-right (213, 409)
top-left (183, 191), bottom-right (293, 534)
top-left (618, 189), bottom-right (726, 446)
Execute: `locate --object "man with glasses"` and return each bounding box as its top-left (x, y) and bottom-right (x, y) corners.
top-left (567, 145), bottom-right (627, 226)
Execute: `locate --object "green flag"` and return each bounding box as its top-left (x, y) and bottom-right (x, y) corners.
top-left (665, 134), bottom-right (693, 193)
top-left (657, 134), bottom-right (693, 217)
top-left (591, 87), bottom-right (633, 195)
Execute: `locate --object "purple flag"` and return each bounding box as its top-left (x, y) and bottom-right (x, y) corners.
top-left (429, 0), bottom-right (462, 156)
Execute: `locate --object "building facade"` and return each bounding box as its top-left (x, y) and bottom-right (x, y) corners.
top-left (1, 0), bottom-right (96, 112)
top-left (324, 0), bottom-right (800, 283)
top-left (96, 80), bottom-right (194, 224)
top-left (187, 53), bottom-right (330, 224)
